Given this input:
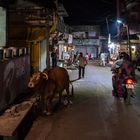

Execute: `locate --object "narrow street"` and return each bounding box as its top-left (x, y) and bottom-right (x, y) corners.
top-left (25, 61), bottom-right (140, 140)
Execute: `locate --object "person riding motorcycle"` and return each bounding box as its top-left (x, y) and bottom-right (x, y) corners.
top-left (111, 52), bottom-right (135, 98)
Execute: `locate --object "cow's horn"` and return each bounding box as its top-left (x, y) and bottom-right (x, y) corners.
top-left (36, 73), bottom-right (40, 80)
top-left (43, 72), bottom-right (48, 80)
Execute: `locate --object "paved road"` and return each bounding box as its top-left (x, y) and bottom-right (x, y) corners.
top-left (25, 62), bottom-right (140, 140)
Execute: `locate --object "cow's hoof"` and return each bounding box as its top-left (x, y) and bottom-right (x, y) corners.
top-left (43, 111), bottom-right (52, 116)
top-left (69, 100), bottom-right (73, 105)
top-left (63, 99), bottom-right (68, 106)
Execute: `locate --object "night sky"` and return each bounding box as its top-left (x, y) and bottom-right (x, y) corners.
top-left (59, 0), bottom-right (117, 36)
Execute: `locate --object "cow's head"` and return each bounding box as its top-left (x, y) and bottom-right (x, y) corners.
top-left (28, 72), bottom-right (41, 88)
top-left (28, 71), bottom-right (49, 88)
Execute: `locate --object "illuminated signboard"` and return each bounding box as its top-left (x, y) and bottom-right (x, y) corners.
top-left (73, 39), bottom-right (99, 46)
top-left (0, 7), bottom-right (6, 47)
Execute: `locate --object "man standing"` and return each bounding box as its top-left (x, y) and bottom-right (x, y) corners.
top-left (78, 52), bottom-right (87, 79)
top-left (100, 52), bottom-right (106, 66)
top-left (51, 48), bottom-right (57, 67)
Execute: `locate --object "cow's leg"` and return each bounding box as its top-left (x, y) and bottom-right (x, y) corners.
top-left (44, 91), bottom-right (56, 115)
top-left (43, 97), bottom-right (52, 115)
top-left (40, 95), bottom-right (45, 112)
top-left (65, 87), bottom-right (73, 105)
top-left (70, 82), bottom-right (74, 96)
top-left (58, 92), bottom-right (62, 104)
top-left (42, 96), bottom-right (47, 114)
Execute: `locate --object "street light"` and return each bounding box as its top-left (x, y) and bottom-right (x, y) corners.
top-left (117, 19), bottom-right (122, 24)
top-left (117, 19), bottom-right (132, 60)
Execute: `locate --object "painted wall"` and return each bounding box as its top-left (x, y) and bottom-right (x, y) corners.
top-left (0, 7), bottom-right (6, 47)
top-left (0, 55), bottom-right (30, 112)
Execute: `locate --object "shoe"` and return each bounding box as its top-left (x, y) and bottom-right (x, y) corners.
top-left (79, 77), bottom-right (81, 79)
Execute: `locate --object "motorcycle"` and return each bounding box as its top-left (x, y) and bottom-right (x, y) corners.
top-left (122, 76), bottom-right (135, 104)
top-left (111, 65), bottom-right (135, 104)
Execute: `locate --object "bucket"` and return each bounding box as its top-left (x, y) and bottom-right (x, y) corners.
top-left (0, 49), bottom-right (4, 60)
top-left (5, 49), bottom-right (13, 58)
top-left (13, 48), bottom-right (20, 57)
top-left (22, 48), bottom-right (25, 55)
top-left (26, 47), bottom-right (30, 55)
top-left (16, 48), bottom-right (20, 56)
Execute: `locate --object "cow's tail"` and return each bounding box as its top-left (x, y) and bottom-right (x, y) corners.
top-left (69, 80), bottom-right (74, 96)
